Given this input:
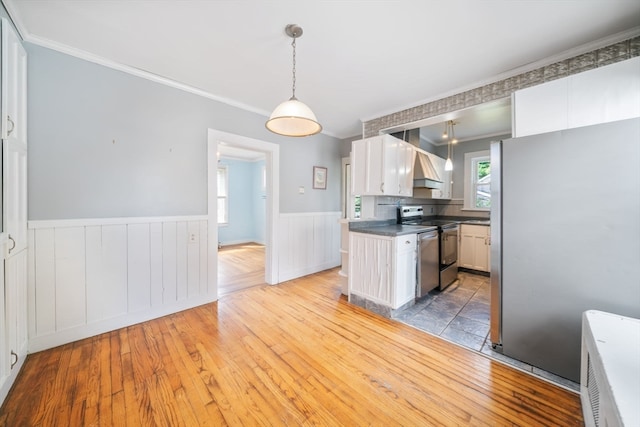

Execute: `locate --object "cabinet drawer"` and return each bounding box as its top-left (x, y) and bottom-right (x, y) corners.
top-left (461, 224), bottom-right (489, 236)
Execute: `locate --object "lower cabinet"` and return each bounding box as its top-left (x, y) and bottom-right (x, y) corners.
top-left (348, 232), bottom-right (417, 310)
top-left (0, 248), bottom-right (28, 403)
top-left (459, 224), bottom-right (491, 272)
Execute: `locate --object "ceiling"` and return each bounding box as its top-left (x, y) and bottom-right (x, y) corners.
top-left (4, 1), bottom-right (640, 139)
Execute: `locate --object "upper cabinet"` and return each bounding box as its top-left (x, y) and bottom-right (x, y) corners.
top-left (513, 57), bottom-right (640, 137)
top-left (351, 134), bottom-right (416, 197)
top-left (1, 20), bottom-right (27, 142)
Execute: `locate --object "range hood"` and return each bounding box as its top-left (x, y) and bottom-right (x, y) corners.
top-left (413, 152), bottom-right (443, 189)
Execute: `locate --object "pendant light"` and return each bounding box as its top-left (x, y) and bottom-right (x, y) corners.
top-left (444, 120), bottom-right (457, 171)
top-left (266, 24), bottom-right (322, 137)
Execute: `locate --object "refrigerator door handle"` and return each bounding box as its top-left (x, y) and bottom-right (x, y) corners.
top-left (489, 141), bottom-right (503, 349)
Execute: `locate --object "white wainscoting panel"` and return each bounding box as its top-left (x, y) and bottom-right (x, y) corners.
top-left (28, 216), bottom-right (213, 352)
top-left (278, 212), bottom-right (341, 282)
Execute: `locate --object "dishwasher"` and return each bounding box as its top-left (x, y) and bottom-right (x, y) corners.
top-left (418, 230), bottom-right (440, 298)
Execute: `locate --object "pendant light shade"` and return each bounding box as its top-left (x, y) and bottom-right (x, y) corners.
top-left (266, 97), bottom-right (321, 137)
top-left (444, 157), bottom-right (453, 171)
top-left (266, 24), bottom-right (322, 137)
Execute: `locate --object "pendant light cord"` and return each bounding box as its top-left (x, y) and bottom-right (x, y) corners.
top-left (291, 37), bottom-right (297, 100)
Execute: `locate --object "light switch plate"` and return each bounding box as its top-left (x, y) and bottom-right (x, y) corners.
top-left (299, 186), bottom-right (305, 194)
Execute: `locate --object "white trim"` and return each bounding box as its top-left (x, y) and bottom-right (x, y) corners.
top-left (279, 211), bottom-right (341, 217)
top-left (28, 215), bottom-right (208, 229)
top-left (208, 129), bottom-right (280, 285)
top-left (0, 1), bottom-right (27, 40)
top-left (216, 165), bottom-right (229, 225)
top-left (464, 150), bottom-right (491, 211)
top-left (218, 239), bottom-right (264, 247)
top-left (28, 294), bottom-right (216, 353)
top-left (24, 34), bottom-right (272, 119)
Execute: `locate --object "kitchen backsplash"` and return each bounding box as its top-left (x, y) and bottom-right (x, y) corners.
top-left (373, 197), bottom-right (490, 220)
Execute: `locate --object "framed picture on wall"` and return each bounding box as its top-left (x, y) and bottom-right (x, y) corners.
top-left (313, 166), bottom-right (327, 190)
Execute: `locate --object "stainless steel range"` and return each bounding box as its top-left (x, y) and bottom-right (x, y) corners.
top-left (398, 206), bottom-right (459, 293)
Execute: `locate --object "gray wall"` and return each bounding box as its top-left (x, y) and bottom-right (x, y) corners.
top-left (26, 44), bottom-right (342, 220)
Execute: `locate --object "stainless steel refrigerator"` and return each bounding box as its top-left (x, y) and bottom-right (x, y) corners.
top-left (490, 117), bottom-right (640, 382)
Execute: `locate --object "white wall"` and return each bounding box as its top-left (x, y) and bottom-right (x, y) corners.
top-left (27, 216), bottom-right (211, 352)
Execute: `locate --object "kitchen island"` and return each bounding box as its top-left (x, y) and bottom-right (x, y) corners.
top-left (347, 217), bottom-right (489, 318)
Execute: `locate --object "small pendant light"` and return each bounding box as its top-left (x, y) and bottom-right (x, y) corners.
top-left (444, 120), bottom-right (456, 171)
top-left (266, 24), bottom-right (322, 137)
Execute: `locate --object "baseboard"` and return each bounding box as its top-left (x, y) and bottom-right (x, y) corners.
top-left (28, 294), bottom-right (217, 353)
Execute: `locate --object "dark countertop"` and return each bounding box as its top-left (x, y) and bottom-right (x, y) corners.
top-left (460, 219), bottom-right (491, 226)
top-left (349, 223), bottom-right (438, 237)
top-left (348, 216), bottom-right (489, 237)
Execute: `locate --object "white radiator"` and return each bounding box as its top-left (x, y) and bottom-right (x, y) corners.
top-left (581, 310), bottom-right (640, 427)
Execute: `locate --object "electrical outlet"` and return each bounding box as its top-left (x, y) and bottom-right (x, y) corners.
top-left (189, 233), bottom-right (198, 243)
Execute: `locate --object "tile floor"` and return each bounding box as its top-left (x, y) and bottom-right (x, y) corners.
top-left (394, 271), bottom-right (580, 392)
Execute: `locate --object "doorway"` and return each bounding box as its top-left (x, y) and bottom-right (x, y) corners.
top-left (207, 130), bottom-right (280, 299)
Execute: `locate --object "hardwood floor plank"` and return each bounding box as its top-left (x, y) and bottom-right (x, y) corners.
top-left (0, 255), bottom-right (583, 426)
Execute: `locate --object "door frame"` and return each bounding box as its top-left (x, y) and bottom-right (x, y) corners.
top-left (207, 129), bottom-right (280, 294)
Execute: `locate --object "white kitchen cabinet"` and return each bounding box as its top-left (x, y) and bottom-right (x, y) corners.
top-left (351, 134), bottom-right (415, 197)
top-left (0, 17), bottom-right (28, 405)
top-left (348, 232), bottom-right (417, 310)
top-left (459, 224), bottom-right (490, 272)
top-left (513, 57), bottom-right (640, 137)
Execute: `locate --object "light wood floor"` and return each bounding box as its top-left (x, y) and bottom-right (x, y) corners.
top-left (218, 243), bottom-right (266, 296)
top-left (0, 268), bottom-right (584, 426)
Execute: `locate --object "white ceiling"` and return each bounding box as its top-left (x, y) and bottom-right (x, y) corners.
top-left (4, 1), bottom-right (640, 139)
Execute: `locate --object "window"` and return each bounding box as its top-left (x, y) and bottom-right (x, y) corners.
top-left (217, 166), bottom-right (228, 224)
top-left (464, 150), bottom-right (491, 210)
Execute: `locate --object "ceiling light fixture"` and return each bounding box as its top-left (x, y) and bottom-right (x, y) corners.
top-left (266, 24), bottom-right (322, 137)
top-left (444, 120), bottom-right (457, 171)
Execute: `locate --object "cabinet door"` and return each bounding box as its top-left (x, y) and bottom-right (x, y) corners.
top-left (393, 234), bottom-right (417, 308)
top-left (381, 136), bottom-right (400, 195)
top-left (568, 57), bottom-right (640, 129)
top-left (459, 232), bottom-right (476, 269)
top-left (1, 20), bottom-right (27, 142)
top-left (351, 137), bottom-right (385, 195)
top-left (513, 78), bottom-right (568, 137)
top-left (3, 140), bottom-right (27, 254)
top-left (396, 142), bottom-right (415, 197)
top-left (460, 225), bottom-right (490, 272)
top-left (4, 248), bottom-right (28, 374)
top-left (348, 233), bottom-right (392, 304)
top-left (471, 234), bottom-right (490, 272)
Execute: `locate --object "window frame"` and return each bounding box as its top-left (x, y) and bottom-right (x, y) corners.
top-left (463, 150), bottom-right (491, 211)
top-left (217, 165), bottom-right (229, 225)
